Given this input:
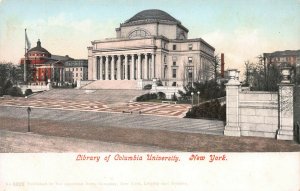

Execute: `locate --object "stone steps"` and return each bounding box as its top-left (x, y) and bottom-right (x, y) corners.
top-left (31, 89), bottom-right (148, 103)
top-left (82, 80), bottom-right (138, 90)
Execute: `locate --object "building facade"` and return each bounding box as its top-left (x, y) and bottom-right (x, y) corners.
top-left (87, 9), bottom-right (215, 89)
top-left (263, 50), bottom-right (300, 66)
top-left (64, 59), bottom-right (88, 84)
top-left (20, 39), bottom-right (73, 85)
top-left (263, 50), bottom-right (300, 83)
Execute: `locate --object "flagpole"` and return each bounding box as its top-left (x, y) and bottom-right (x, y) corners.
top-left (24, 28), bottom-right (27, 83)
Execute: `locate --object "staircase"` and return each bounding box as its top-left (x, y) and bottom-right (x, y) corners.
top-left (82, 80), bottom-right (139, 90)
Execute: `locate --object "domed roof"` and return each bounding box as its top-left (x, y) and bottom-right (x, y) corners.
top-left (125, 9), bottom-right (180, 24)
top-left (28, 39), bottom-right (51, 55)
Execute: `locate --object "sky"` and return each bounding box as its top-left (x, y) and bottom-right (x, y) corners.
top-left (0, 0), bottom-right (299, 73)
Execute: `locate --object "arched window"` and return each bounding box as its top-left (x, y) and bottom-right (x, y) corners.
top-left (128, 29), bottom-right (150, 39)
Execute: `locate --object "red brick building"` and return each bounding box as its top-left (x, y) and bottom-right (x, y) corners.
top-left (20, 39), bottom-right (73, 84)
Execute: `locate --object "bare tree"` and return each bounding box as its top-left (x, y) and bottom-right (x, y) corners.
top-left (243, 57), bottom-right (280, 91)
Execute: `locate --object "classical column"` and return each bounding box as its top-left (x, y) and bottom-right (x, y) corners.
top-left (99, 56), bottom-right (103, 80)
top-left (144, 54), bottom-right (149, 80)
top-left (111, 56), bottom-right (115, 80)
top-left (59, 68), bottom-right (62, 82)
top-left (93, 56), bottom-right (97, 80)
top-left (96, 57), bottom-right (99, 79)
top-left (131, 54), bottom-right (135, 80)
top-left (137, 54), bottom-right (141, 80)
top-left (125, 55), bottom-right (128, 80)
top-left (105, 56), bottom-right (109, 80)
top-left (117, 55), bottom-right (121, 80)
top-left (62, 68), bottom-right (65, 82)
top-left (151, 53), bottom-right (155, 79)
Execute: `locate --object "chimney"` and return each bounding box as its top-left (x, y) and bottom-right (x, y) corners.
top-left (221, 53), bottom-right (225, 78)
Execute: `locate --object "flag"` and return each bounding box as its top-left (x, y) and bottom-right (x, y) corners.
top-left (25, 28), bottom-right (31, 50)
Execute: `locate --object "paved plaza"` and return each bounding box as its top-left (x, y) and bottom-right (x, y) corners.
top-left (0, 89), bottom-right (190, 118)
top-left (0, 97), bottom-right (190, 118)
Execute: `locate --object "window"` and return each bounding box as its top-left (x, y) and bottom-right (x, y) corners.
top-left (81, 68), bottom-right (82, 71)
top-left (173, 62), bottom-right (176, 66)
top-left (188, 69), bottom-right (193, 78)
top-left (173, 45), bottom-right (176, 50)
top-left (172, 69), bottom-right (176, 78)
top-left (163, 65), bottom-right (167, 78)
top-left (128, 29), bottom-right (150, 39)
top-left (76, 73), bottom-right (78, 77)
top-left (76, 68), bottom-right (78, 71)
top-left (188, 44), bottom-right (193, 50)
top-left (188, 57), bottom-right (193, 64)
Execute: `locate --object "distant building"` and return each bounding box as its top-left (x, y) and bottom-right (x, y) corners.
top-left (263, 50), bottom-right (300, 67)
top-left (263, 50), bottom-right (300, 83)
top-left (64, 59), bottom-right (88, 84)
top-left (20, 39), bottom-right (73, 84)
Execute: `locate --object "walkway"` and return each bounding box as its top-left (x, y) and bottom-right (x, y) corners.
top-left (0, 106), bottom-right (225, 135)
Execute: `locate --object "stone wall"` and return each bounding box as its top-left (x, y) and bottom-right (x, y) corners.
top-left (224, 68), bottom-right (295, 140)
top-left (239, 91), bottom-right (278, 138)
top-left (150, 85), bottom-right (184, 99)
top-left (19, 84), bottom-right (51, 93)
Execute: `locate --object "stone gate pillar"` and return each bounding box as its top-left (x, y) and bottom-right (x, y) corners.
top-left (277, 67), bottom-right (294, 140)
top-left (224, 69), bottom-right (241, 136)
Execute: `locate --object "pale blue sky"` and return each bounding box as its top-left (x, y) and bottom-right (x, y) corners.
top-left (0, 0), bottom-right (299, 71)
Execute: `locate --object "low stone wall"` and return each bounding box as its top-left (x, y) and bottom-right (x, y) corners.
top-left (19, 84), bottom-right (51, 93)
top-left (225, 77), bottom-right (294, 140)
top-left (239, 91), bottom-right (278, 138)
top-left (150, 86), bottom-right (184, 99)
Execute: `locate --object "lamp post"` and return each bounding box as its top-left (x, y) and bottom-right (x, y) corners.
top-left (27, 107), bottom-right (31, 132)
top-left (191, 92), bottom-right (194, 106)
top-left (197, 91), bottom-right (200, 105)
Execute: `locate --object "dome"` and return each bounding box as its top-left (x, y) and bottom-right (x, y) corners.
top-left (125, 9), bottom-right (180, 24)
top-left (28, 39), bottom-right (51, 56)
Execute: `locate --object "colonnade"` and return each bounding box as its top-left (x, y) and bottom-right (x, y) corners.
top-left (92, 53), bottom-right (155, 80)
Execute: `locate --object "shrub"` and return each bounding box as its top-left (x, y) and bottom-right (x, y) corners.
top-left (157, 92), bottom-right (166, 100)
top-left (143, 84), bottom-right (152, 90)
top-left (156, 80), bottom-right (163, 86)
top-left (3, 80), bottom-right (13, 94)
top-left (136, 93), bottom-right (157, 102)
top-left (171, 93), bottom-right (178, 101)
top-left (7, 87), bottom-right (23, 97)
top-left (185, 99), bottom-right (226, 121)
top-left (25, 89), bottom-right (33, 96)
top-left (0, 87), bottom-right (3, 97)
top-left (179, 80), bottom-right (226, 101)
